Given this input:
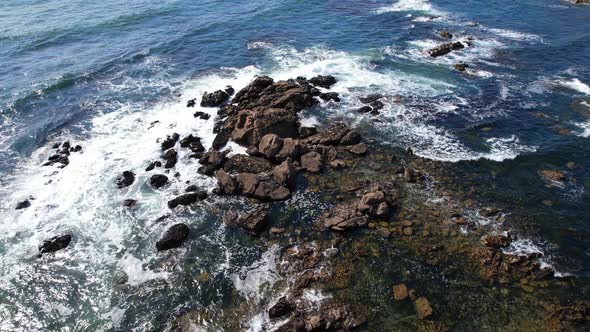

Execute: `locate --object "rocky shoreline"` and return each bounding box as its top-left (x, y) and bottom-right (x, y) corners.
top-left (26, 73), bottom-right (589, 331)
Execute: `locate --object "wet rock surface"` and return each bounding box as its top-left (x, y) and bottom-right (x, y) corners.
top-left (38, 234), bottom-right (72, 257)
top-left (156, 223), bottom-right (190, 251)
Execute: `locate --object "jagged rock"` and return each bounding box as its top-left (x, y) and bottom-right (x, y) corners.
top-left (357, 191), bottom-right (386, 214)
top-left (393, 284), bottom-right (408, 301)
top-left (376, 202), bottom-right (389, 218)
top-left (269, 297), bottom-right (295, 318)
top-left (309, 75), bottom-right (337, 89)
top-left (454, 62), bottom-right (469, 71)
top-left (150, 174), bottom-right (168, 189)
top-left (215, 169), bottom-right (237, 195)
top-left (161, 133), bottom-right (180, 151)
top-left (186, 99), bottom-right (196, 107)
top-left (538, 169), bottom-right (566, 182)
top-left (162, 149), bottom-right (178, 169)
top-left (322, 202), bottom-right (367, 231)
top-left (180, 135), bottom-right (205, 153)
top-left (200, 90), bottom-right (229, 107)
top-left (301, 151), bottom-right (323, 173)
top-left (116, 171), bottom-right (135, 188)
top-left (301, 123), bottom-right (350, 146)
top-left (145, 160), bottom-right (162, 171)
top-left (428, 41), bottom-right (465, 57)
top-left (340, 130), bottom-right (361, 145)
top-left (415, 297), bottom-right (433, 319)
top-left (273, 160), bottom-right (296, 187)
top-left (193, 111), bottom-right (211, 120)
top-left (233, 77), bottom-right (318, 113)
top-left (481, 234), bottom-right (510, 248)
top-left (254, 181), bottom-right (277, 200)
top-left (298, 126), bottom-right (317, 138)
top-left (237, 173), bottom-right (260, 195)
top-left (225, 85), bottom-right (235, 95)
top-left (231, 108), bottom-right (299, 146)
top-left (156, 223), bottom-right (190, 251)
top-left (356, 105), bottom-right (372, 113)
top-left (347, 143), bottom-right (368, 155)
top-left (258, 134), bottom-right (284, 159)
top-left (246, 145), bottom-right (262, 157)
top-left (275, 138), bottom-right (300, 161)
top-left (329, 159), bottom-right (346, 169)
top-left (38, 234), bottom-right (72, 257)
top-left (226, 208), bottom-right (269, 235)
top-left (319, 92), bottom-right (340, 102)
top-left (16, 199), bottom-right (31, 210)
top-left (223, 154), bottom-right (273, 174)
top-left (198, 151), bottom-right (226, 175)
top-left (168, 191), bottom-right (208, 209)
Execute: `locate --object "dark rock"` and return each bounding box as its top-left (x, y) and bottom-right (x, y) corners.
top-left (123, 199), bottom-right (137, 207)
top-left (71, 145), bottom-right (82, 152)
top-left (254, 180), bottom-right (278, 200)
top-left (162, 149), bottom-right (178, 169)
top-left (269, 297), bottom-right (295, 318)
top-left (167, 191), bottom-right (208, 209)
top-left (319, 92), bottom-right (340, 102)
top-left (309, 75), bottom-right (337, 89)
top-left (16, 200), bottom-right (31, 210)
top-left (298, 126), bottom-right (317, 138)
top-left (246, 146), bottom-right (262, 157)
top-left (223, 154), bottom-right (273, 174)
top-left (150, 174), bottom-right (169, 189)
top-left (340, 130), bottom-right (361, 145)
top-left (187, 99), bottom-right (196, 107)
top-left (185, 184), bottom-right (199, 192)
top-left (193, 111), bottom-right (211, 120)
top-left (161, 133), bottom-right (180, 151)
top-left (454, 62), bottom-right (469, 71)
top-left (226, 208), bottom-right (269, 235)
top-left (370, 100), bottom-right (384, 111)
top-left (440, 30), bottom-right (453, 39)
top-left (356, 105), bottom-right (372, 113)
top-left (359, 94), bottom-right (383, 104)
top-left (428, 41), bottom-right (465, 57)
top-left (200, 90), bottom-right (230, 107)
top-left (145, 161), bottom-right (162, 172)
top-left (231, 108), bottom-right (299, 146)
top-left (225, 85), bottom-right (235, 95)
top-left (116, 171), bottom-right (135, 188)
top-left (156, 223), bottom-right (190, 251)
top-left (301, 123), bottom-right (350, 146)
top-left (481, 234), bottom-right (510, 248)
top-left (180, 134), bottom-right (205, 153)
top-left (39, 234), bottom-right (72, 257)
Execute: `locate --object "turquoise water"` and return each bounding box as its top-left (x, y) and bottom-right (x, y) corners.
top-left (0, 0), bottom-right (589, 330)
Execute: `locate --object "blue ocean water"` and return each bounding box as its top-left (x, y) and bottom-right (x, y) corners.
top-left (0, 0), bottom-right (589, 330)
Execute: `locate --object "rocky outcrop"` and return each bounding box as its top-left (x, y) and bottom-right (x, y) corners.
top-left (322, 188), bottom-right (392, 231)
top-left (167, 191), bottom-right (208, 209)
top-left (161, 133), bottom-right (179, 151)
top-left (308, 75), bottom-right (337, 89)
top-left (225, 208), bottom-right (269, 235)
top-left (42, 141), bottom-right (82, 168)
top-left (428, 41), bottom-right (466, 57)
top-left (150, 174), bottom-right (168, 189)
top-left (200, 90), bottom-right (229, 107)
top-left (156, 223), bottom-right (190, 251)
top-left (38, 234), bottom-right (72, 257)
top-left (15, 199), bottom-right (31, 210)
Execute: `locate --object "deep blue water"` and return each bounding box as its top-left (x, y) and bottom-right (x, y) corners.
top-left (0, 0), bottom-right (589, 330)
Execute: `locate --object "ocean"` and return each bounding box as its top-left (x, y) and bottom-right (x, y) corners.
top-left (0, 0), bottom-right (589, 330)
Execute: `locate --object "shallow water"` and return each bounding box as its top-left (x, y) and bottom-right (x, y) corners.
top-left (1, 0), bottom-right (589, 330)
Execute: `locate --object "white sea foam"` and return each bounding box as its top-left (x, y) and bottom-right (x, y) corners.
top-left (231, 244), bottom-right (281, 300)
top-left (375, 0), bottom-right (447, 17)
top-left (573, 120), bottom-right (590, 137)
top-left (553, 78), bottom-right (590, 95)
top-left (487, 28), bottom-right (542, 42)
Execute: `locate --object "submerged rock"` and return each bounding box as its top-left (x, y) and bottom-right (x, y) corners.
top-left (38, 234), bottom-right (72, 257)
top-left (301, 151), bottom-right (323, 173)
top-left (415, 297), bottom-right (433, 319)
top-left (393, 284), bottom-right (408, 301)
top-left (156, 223), bottom-right (190, 251)
top-left (322, 202), bottom-right (367, 231)
top-left (116, 171), bottom-right (135, 188)
top-left (122, 199), bottom-right (137, 207)
top-left (454, 62), bottom-right (469, 71)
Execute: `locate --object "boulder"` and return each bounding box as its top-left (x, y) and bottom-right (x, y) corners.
top-left (237, 173), bottom-right (260, 195)
top-left (301, 151), bottom-right (323, 173)
top-left (168, 191), bottom-right (208, 209)
top-left (230, 108), bottom-right (298, 146)
top-left (275, 138), bottom-right (300, 161)
top-left (538, 169), bottom-right (566, 182)
top-left (309, 75), bottom-right (337, 89)
top-left (254, 181), bottom-right (277, 200)
top-left (123, 199), bottom-right (137, 207)
top-left (180, 135), bottom-right (205, 153)
top-left (415, 297), bottom-right (433, 319)
top-left (270, 186), bottom-right (291, 201)
top-left (145, 160), bottom-right (162, 171)
top-left (200, 90), bottom-right (229, 107)
top-left (258, 134), bottom-right (284, 159)
top-left (269, 297), bottom-right (295, 318)
top-left (273, 160), bottom-right (296, 187)
top-left (223, 154), bottom-right (273, 174)
top-left (215, 169), bottom-right (237, 195)
top-left (161, 133), bottom-right (180, 151)
top-left (356, 106), bottom-right (372, 113)
top-left (347, 143), bottom-right (368, 155)
top-left (454, 63), bottom-right (469, 72)
top-left (186, 99), bottom-right (196, 107)
top-left (16, 199), bottom-right (31, 210)
top-left (198, 151), bottom-right (226, 175)
top-left (359, 94), bottom-right (383, 104)
top-left (393, 284), bottom-right (408, 301)
top-left (38, 234), bottom-right (72, 257)
top-left (319, 92), bottom-right (340, 102)
top-left (233, 77), bottom-right (318, 113)
top-left (150, 174), bottom-right (169, 189)
top-left (298, 126), bottom-right (317, 138)
top-left (116, 171), bottom-right (135, 188)
top-left (162, 149), bottom-right (178, 169)
top-left (439, 30), bottom-right (453, 39)
top-left (339, 130), bottom-right (361, 145)
top-left (156, 223), bottom-right (190, 251)
top-left (428, 42), bottom-right (465, 57)
top-left (301, 123), bottom-right (350, 146)
top-left (226, 208), bottom-right (269, 235)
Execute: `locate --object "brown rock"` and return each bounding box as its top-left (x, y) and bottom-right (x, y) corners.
top-left (215, 169), bottom-right (237, 195)
top-left (275, 138), bottom-right (300, 161)
top-left (301, 151), bottom-right (323, 173)
top-left (273, 160), bottom-right (296, 187)
top-left (258, 134), bottom-right (283, 159)
top-left (223, 154), bottom-right (273, 174)
top-left (393, 284), bottom-right (408, 301)
top-left (237, 173), bottom-right (260, 195)
top-left (226, 208), bottom-right (269, 235)
top-left (415, 297), bottom-right (433, 319)
top-left (322, 202), bottom-right (367, 231)
top-left (270, 186), bottom-right (291, 201)
top-left (347, 143), bottom-right (368, 155)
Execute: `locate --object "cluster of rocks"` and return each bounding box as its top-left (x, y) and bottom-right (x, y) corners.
top-left (42, 141), bottom-right (82, 168)
top-left (355, 94), bottom-right (385, 115)
top-left (428, 41), bottom-right (468, 57)
top-left (392, 284), bottom-right (433, 319)
top-left (321, 187), bottom-right (393, 231)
